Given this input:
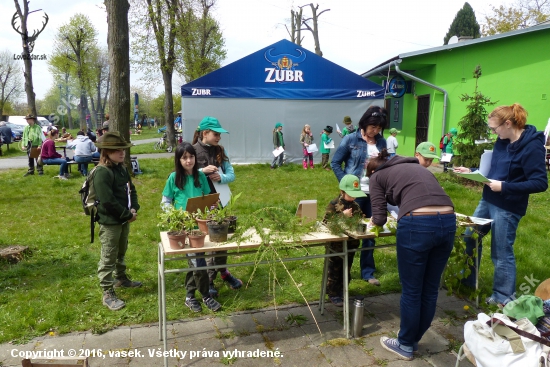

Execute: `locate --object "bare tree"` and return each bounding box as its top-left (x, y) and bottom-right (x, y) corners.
top-left (88, 47), bottom-right (110, 129)
top-left (299, 3), bottom-right (330, 56)
top-left (0, 50), bottom-right (24, 114)
top-left (105, 0), bottom-right (132, 154)
top-left (12, 1), bottom-right (48, 116)
top-left (286, 8), bottom-right (304, 45)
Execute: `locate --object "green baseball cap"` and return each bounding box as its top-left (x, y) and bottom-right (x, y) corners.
top-left (503, 295), bottom-right (545, 325)
top-left (450, 128), bottom-right (458, 135)
top-left (339, 175), bottom-right (367, 198)
top-left (198, 116), bottom-right (228, 133)
top-left (389, 128), bottom-right (400, 134)
top-left (275, 122), bottom-right (283, 128)
top-left (416, 142), bottom-right (439, 159)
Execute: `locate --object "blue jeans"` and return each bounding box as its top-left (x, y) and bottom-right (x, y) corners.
top-left (43, 157), bottom-right (69, 176)
top-left (355, 195), bottom-right (376, 279)
top-left (396, 213), bottom-right (455, 348)
top-left (463, 199), bottom-right (522, 304)
top-left (74, 155), bottom-right (93, 175)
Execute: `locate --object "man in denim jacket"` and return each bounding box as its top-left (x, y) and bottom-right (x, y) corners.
top-left (331, 106), bottom-right (387, 286)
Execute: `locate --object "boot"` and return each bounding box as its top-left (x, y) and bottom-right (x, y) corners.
top-left (302, 161), bottom-right (308, 170)
top-left (102, 289), bottom-right (125, 311)
top-left (309, 160), bottom-right (314, 169)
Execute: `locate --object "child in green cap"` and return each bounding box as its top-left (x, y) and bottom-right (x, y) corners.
top-left (322, 174), bottom-right (366, 306)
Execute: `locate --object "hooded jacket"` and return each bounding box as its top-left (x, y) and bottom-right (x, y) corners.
top-left (369, 156), bottom-right (454, 224)
top-left (69, 134), bottom-right (97, 157)
top-left (484, 124), bottom-right (547, 216)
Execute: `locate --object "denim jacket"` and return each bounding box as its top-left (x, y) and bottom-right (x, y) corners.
top-left (331, 130), bottom-right (386, 182)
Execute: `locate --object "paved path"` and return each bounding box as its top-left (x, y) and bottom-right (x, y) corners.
top-left (0, 291), bottom-right (474, 367)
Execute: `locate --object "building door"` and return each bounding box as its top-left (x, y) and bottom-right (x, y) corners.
top-left (415, 95), bottom-right (430, 147)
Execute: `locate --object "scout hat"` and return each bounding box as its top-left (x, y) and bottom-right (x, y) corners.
top-left (275, 122), bottom-right (283, 128)
top-left (24, 114), bottom-right (36, 120)
top-left (389, 128), bottom-right (400, 134)
top-left (416, 142), bottom-right (439, 159)
top-left (95, 131), bottom-right (132, 149)
top-left (343, 116), bottom-right (352, 125)
top-left (102, 121), bottom-right (109, 130)
top-left (339, 174), bottom-right (367, 198)
top-left (198, 116), bottom-right (228, 133)
top-left (324, 125), bottom-right (333, 133)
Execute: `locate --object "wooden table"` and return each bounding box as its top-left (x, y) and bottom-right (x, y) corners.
top-left (157, 228), bottom-right (347, 367)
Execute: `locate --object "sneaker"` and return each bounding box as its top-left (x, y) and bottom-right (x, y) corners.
top-left (38, 171), bottom-right (44, 176)
top-left (203, 296), bottom-right (221, 312)
top-left (114, 277), bottom-right (143, 288)
top-left (485, 297), bottom-right (504, 308)
top-left (366, 278), bottom-right (381, 286)
top-left (329, 296), bottom-right (344, 307)
top-left (102, 289), bottom-right (126, 311)
top-left (380, 337), bottom-right (413, 361)
top-left (221, 272), bottom-right (243, 290)
top-left (23, 171), bottom-right (34, 177)
top-left (209, 283), bottom-right (218, 298)
top-left (58, 175), bottom-right (68, 180)
top-left (185, 297), bottom-right (202, 313)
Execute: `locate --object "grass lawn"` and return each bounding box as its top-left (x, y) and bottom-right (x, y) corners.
top-left (0, 160), bottom-right (548, 344)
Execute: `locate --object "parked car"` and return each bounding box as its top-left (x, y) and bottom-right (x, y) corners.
top-left (5, 122), bottom-right (23, 141)
top-left (7, 115), bottom-right (51, 134)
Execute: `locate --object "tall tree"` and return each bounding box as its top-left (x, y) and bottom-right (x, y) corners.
top-left (87, 47), bottom-right (110, 129)
top-left (12, 1), bottom-right (48, 116)
top-left (286, 8), bottom-right (304, 45)
top-left (482, 0), bottom-right (550, 36)
top-left (54, 14), bottom-right (98, 130)
top-left (48, 51), bottom-right (76, 128)
top-left (175, 0), bottom-right (226, 82)
top-left (130, 0), bottom-right (178, 148)
top-left (0, 50), bottom-right (24, 115)
top-left (300, 3), bottom-right (330, 56)
top-left (443, 2), bottom-right (481, 44)
top-left (105, 0), bottom-right (132, 155)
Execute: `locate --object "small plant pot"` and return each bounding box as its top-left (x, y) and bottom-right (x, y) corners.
top-left (226, 216), bottom-right (237, 234)
top-left (187, 231), bottom-right (206, 248)
top-left (166, 231), bottom-right (187, 250)
top-left (206, 220), bottom-right (229, 242)
top-left (195, 218), bottom-right (209, 234)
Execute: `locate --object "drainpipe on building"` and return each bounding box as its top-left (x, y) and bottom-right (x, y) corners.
top-left (362, 59), bottom-right (449, 135)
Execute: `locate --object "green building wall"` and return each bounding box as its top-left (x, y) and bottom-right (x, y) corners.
top-left (379, 28), bottom-right (550, 158)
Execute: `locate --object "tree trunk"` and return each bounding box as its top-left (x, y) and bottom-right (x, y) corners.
top-left (105, 0), bottom-right (131, 167)
top-left (13, 1), bottom-right (37, 116)
top-left (162, 70), bottom-right (175, 147)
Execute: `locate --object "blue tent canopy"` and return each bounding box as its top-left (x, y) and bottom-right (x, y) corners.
top-left (181, 39), bottom-right (384, 100)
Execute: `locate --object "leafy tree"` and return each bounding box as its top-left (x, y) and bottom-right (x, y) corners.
top-left (482, 0), bottom-right (550, 36)
top-left (444, 2), bottom-right (481, 44)
top-left (454, 65), bottom-right (496, 168)
top-left (105, 0), bottom-right (132, 155)
top-left (48, 52), bottom-right (78, 128)
top-left (129, 0), bottom-right (178, 148)
top-left (87, 47), bottom-right (110, 129)
top-left (175, 0), bottom-right (226, 82)
top-left (0, 50), bottom-right (24, 115)
top-left (53, 14), bottom-right (99, 130)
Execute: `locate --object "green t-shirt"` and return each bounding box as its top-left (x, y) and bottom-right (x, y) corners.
top-left (341, 125), bottom-right (356, 137)
top-left (162, 171), bottom-right (211, 210)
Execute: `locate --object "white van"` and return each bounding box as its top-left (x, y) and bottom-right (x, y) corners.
top-left (7, 116), bottom-right (51, 134)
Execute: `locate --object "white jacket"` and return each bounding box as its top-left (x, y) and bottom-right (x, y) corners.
top-left (69, 135), bottom-right (97, 156)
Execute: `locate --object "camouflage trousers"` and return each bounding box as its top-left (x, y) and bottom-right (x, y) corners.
top-left (326, 240), bottom-right (360, 297)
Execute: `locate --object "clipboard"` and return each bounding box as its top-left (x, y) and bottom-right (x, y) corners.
top-left (185, 193), bottom-right (220, 214)
top-left (295, 200), bottom-right (317, 224)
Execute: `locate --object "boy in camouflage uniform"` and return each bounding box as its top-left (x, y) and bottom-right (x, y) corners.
top-left (323, 174), bottom-right (365, 306)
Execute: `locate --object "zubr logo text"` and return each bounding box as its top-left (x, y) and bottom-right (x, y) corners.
top-left (12, 9), bottom-right (49, 54)
top-left (264, 48), bottom-right (306, 83)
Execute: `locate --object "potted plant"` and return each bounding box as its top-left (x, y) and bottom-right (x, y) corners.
top-left (224, 192), bottom-right (242, 234)
top-left (157, 207), bottom-right (191, 250)
top-left (206, 203), bottom-right (230, 242)
top-left (187, 227), bottom-right (207, 248)
top-left (192, 207), bottom-right (210, 234)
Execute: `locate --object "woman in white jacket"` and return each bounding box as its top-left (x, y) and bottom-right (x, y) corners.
top-left (68, 130), bottom-right (98, 176)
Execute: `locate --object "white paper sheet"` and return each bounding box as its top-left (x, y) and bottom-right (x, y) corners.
top-left (324, 141), bottom-right (335, 149)
top-left (306, 143), bottom-right (318, 153)
top-left (441, 153), bottom-right (453, 163)
top-left (336, 123), bottom-right (342, 134)
top-left (212, 181), bottom-right (231, 207)
top-left (272, 146), bottom-right (284, 157)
